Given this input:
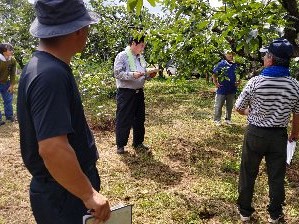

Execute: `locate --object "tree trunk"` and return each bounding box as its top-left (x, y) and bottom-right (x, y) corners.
top-left (280, 0), bottom-right (299, 56)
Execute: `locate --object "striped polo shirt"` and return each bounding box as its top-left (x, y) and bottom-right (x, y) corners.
top-left (235, 75), bottom-right (299, 127)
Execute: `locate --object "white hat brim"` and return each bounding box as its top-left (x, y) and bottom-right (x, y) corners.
top-left (259, 46), bottom-right (269, 53)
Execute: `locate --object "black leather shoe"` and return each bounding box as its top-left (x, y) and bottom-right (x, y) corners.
top-left (116, 146), bottom-right (125, 154)
top-left (133, 143), bottom-right (150, 152)
top-left (0, 121), bottom-right (5, 126)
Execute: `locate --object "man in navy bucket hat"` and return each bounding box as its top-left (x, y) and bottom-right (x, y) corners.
top-left (235, 38), bottom-right (299, 223)
top-left (17, 1), bottom-right (111, 223)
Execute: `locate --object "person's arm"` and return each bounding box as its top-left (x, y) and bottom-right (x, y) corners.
top-left (8, 58), bottom-right (16, 93)
top-left (38, 135), bottom-right (111, 222)
top-left (212, 74), bottom-right (221, 88)
top-left (289, 113), bottom-right (299, 141)
top-left (235, 79), bottom-right (242, 87)
top-left (236, 107), bottom-right (249, 115)
top-left (114, 52), bottom-right (143, 80)
top-left (144, 67), bottom-right (158, 80)
top-left (235, 79), bottom-right (254, 116)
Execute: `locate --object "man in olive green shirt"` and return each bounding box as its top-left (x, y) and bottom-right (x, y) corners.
top-left (0, 43), bottom-right (16, 125)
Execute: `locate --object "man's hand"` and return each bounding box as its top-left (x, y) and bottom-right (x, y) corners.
top-left (288, 133), bottom-right (299, 142)
top-left (83, 189), bottom-right (111, 223)
top-left (235, 80), bottom-right (241, 87)
top-left (214, 82), bottom-right (222, 88)
top-left (38, 135), bottom-right (111, 223)
top-left (8, 84), bottom-right (14, 94)
top-left (289, 113), bottom-right (299, 142)
top-left (212, 75), bottom-right (221, 88)
top-left (236, 107), bottom-right (249, 116)
top-left (149, 72), bottom-right (157, 78)
top-left (133, 72), bottom-right (144, 79)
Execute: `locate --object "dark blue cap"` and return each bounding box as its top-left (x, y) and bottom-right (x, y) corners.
top-left (260, 38), bottom-right (293, 59)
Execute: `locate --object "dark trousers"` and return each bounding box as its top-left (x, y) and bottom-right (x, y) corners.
top-left (237, 125), bottom-right (287, 219)
top-left (30, 165), bottom-right (100, 224)
top-left (116, 88), bottom-right (145, 147)
top-left (0, 81), bottom-right (13, 121)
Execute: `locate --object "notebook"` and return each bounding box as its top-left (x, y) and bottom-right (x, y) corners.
top-left (83, 204), bottom-right (132, 224)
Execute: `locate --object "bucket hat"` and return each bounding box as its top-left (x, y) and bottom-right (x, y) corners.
top-left (29, 0), bottom-right (99, 38)
top-left (260, 38), bottom-right (293, 59)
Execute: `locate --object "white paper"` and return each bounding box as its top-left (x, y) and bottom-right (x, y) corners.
top-left (286, 141), bottom-right (296, 165)
top-left (83, 204), bottom-right (132, 224)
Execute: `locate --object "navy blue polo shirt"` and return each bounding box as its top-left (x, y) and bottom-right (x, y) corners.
top-left (213, 59), bottom-right (238, 95)
top-left (17, 51), bottom-right (99, 178)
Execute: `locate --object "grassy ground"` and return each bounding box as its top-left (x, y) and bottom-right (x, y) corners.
top-left (1, 78), bottom-right (299, 223)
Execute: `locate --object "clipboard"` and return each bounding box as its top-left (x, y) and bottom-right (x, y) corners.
top-left (83, 204), bottom-right (133, 224)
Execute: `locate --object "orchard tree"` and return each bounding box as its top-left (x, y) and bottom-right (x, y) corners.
top-left (130, 0), bottom-right (299, 78)
top-left (85, 0), bottom-right (162, 65)
top-left (0, 0), bottom-right (36, 68)
top-left (130, 0), bottom-right (299, 55)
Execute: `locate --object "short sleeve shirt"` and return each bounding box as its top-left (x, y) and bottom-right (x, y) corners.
top-left (17, 51), bottom-right (98, 177)
top-left (213, 59), bottom-right (238, 95)
top-left (235, 75), bottom-right (299, 127)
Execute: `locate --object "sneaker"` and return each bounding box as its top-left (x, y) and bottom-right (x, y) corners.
top-left (268, 214), bottom-right (284, 223)
top-left (6, 117), bottom-right (15, 122)
top-left (225, 120), bottom-right (232, 125)
top-left (0, 121), bottom-right (5, 126)
top-left (240, 214), bottom-right (250, 222)
top-left (116, 146), bottom-right (125, 154)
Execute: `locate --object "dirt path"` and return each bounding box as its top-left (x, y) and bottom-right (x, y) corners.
top-left (0, 122), bottom-right (35, 223)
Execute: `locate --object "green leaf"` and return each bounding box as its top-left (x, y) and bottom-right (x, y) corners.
top-left (136, 0), bottom-right (143, 15)
top-left (147, 0), bottom-right (156, 7)
top-left (127, 0), bottom-right (138, 12)
top-left (236, 41), bottom-right (244, 51)
top-left (196, 20), bottom-right (209, 30)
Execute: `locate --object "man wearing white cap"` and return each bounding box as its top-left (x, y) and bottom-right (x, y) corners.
top-left (212, 51), bottom-right (241, 125)
top-left (235, 38), bottom-right (299, 223)
top-left (17, 1), bottom-right (111, 223)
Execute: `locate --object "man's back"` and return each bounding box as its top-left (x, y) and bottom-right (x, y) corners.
top-left (236, 75), bottom-right (299, 127)
top-left (17, 51), bottom-right (98, 177)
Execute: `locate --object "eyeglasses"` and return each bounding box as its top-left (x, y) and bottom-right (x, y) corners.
top-left (262, 52), bottom-right (272, 59)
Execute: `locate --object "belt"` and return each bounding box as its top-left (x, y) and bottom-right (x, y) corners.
top-left (249, 124), bottom-right (286, 130)
top-left (118, 88), bottom-right (143, 93)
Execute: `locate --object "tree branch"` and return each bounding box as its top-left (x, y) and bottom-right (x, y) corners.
top-left (279, 0), bottom-right (299, 56)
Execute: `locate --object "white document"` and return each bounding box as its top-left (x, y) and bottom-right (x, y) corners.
top-left (286, 141), bottom-right (296, 165)
top-left (83, 204), bottom-right (132, 224)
